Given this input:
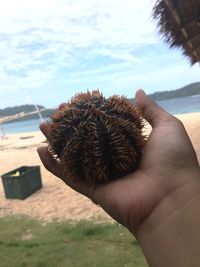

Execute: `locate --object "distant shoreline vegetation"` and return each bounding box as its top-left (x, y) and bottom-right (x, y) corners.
top-left (5, 109), bottom-right (55, 123)
top-left (129, 82), bottom-right (200, 102)
top-left (0, 106), bottom-right (56, 123)
top-left (1, 82), bottom-right (200, 123)
top-left (148, 82), bottom-right (200, 101)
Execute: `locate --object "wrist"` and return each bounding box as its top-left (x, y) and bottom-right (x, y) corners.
top-left (136, 175), bottom-right (200, 267)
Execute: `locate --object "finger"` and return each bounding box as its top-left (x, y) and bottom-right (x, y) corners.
top-left (135, 89), bottom-right (173, 128)
top-left (59, 102), bottom-right (68, 111)
top-left (39, 103), bottom-right (68, 137)
top-left (39, 122), bottom-right (50, 138)
top-left (37, 146), bottom-right (63, 178)
top-left (37, 146), bottom-right (99, 199)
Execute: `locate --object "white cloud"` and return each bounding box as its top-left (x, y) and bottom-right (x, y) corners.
top-left (0, 0), bottom-right (156, 93)
top-left (0, 0), bottom-right (199, 108)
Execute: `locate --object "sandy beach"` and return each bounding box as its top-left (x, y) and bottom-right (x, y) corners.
top-left (0, 112), bottom-right (200, 222)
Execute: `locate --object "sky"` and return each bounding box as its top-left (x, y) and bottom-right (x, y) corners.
top-left (0, 0), bottom-right (199, 109)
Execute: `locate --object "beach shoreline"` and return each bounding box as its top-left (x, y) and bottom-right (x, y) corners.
top-left (0, 112), bottom-right (200, 222)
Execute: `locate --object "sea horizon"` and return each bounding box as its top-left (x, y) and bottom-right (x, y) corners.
top-left (1, 95), bottom-right (200, 135)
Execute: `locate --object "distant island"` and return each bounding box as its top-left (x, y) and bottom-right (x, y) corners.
top-left (129, 82), bottom-right (200, 102)
top-left (0, 105), bottom-right (56, 123)
top-left (148, 82), bottom-right (200, 101)
top-left (1, 82), bottom-right (200, 123)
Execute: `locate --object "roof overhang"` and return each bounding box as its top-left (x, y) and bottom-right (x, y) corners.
top-left (153, 0), bottom-right (200, 64)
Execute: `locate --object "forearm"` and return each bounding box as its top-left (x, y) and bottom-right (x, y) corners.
top-left (137, 179), bottom-right (200, 267)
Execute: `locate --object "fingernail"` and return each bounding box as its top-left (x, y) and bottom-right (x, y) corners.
top-left (137, 89), bottom-right (146, 96)
top-left (135, 89), bottom-right (146, 105)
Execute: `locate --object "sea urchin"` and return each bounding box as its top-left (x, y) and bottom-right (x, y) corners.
top-left (47, 90), bottom-right (145, 184)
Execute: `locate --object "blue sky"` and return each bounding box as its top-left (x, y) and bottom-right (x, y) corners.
top-left (0, 0), bottom-right (199, 109)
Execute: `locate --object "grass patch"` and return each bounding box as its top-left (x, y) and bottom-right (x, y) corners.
top-left (0, 215), bottom-right (148, 267)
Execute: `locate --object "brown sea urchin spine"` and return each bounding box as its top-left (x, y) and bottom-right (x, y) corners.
top-left (47, 90), bottom-right (145, 184)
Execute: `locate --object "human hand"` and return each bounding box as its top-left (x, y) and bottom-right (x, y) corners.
top-left (37, 90), bottom-right (200, 236)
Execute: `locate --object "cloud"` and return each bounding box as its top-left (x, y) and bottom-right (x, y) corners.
top-left (0, 0), bottom-right (199, 108)
top-left (0, 0), bottom-right (156, 92)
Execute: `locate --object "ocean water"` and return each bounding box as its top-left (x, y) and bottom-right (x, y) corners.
top-left (1, 118), bottom-right (49, 135)
top-left (157, 95), bottom-right (200, 115)
top-left (1, 95), bottom-right (200, 135)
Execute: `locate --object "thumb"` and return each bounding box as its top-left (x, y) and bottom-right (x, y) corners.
top-left (135, 89), bottom-right (172, 128)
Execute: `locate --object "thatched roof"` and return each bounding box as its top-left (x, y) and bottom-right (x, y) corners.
top-left (153, 0), bottom-right (200, 64)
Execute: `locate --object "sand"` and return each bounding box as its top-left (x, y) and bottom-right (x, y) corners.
top-left (0, 112), bottom-right (200, 222)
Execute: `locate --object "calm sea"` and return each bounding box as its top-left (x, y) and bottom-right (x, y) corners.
top-left (1, 95), bottom-right (200, 135)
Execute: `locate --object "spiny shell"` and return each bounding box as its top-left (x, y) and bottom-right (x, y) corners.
top-left (47, 90), bottom-right (145, 184)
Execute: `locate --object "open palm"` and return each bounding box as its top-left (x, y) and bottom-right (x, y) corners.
top-left (38, 90), bottom-right (199, 235)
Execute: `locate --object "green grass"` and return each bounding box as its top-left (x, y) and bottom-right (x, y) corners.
top-left (0, 216), bottom-right (148, 267)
